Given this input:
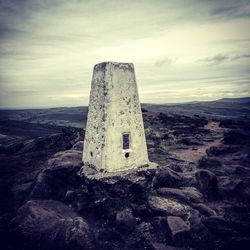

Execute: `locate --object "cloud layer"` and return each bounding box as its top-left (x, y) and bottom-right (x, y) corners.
top-left (0, 0), bottom-right (249, 108)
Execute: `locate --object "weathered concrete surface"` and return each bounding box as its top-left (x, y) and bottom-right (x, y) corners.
top-left (83, 62), bottom-right (149, 172)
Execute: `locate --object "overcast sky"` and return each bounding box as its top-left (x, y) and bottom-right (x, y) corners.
top-left (0, 0), bottom-right (249, 108)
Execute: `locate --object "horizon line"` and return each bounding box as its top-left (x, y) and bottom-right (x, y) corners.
top-left (0, 96), bottom-right (249, 110)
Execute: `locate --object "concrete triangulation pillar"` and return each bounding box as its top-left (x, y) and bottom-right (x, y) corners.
top-left (83, 61), bottom-right (150, 172)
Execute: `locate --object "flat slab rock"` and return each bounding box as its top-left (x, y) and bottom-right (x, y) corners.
top-left (148, 196), bottom-right (192, 218)
top-left (157, 187), bottom-right (203, 203)
top-left (81, 162), bottom-right (158, 185)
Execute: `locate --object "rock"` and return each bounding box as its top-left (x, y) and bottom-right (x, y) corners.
top-left (65, 190), bottom-right (76, 203)
top-left (226, 237), bottom-right (250, 250)
top-left (187, 209), bottom-right (203, 233)
top-left (219, 176), bottom-right (244, 197)
top-left (48, 149), bottom-right (82, 169)
top-left (151, 242), bottom-right (188, 250)
top-left (179, 172), bottom-right (197, 187)
top-left (151, 216), bottom-right (169, 235)
top-left (192, 203), bottom-right (217, 217)
top-left (72, 141), bottom-right (83, 151)
top-left (96, 227), bottom-right (121, 241)
top-left (238, 181), bottom-right (250, 201)
top-left (135, 222), bottom-right (156, 248)
top-left (166, 216), bottom-right (190, 242)
top-left (133, 204), bottom-right (152, 218)
top-left (115, 208), bottom-right (136, 233)
top-left (198, 157), bottom-right (221, 169)
top-left (157, 187), bottom-right (203, 203)
top-left (195, 170), bottom-right (218, 197)
top-left (80, 164), bottom-right (157, 207)
top-left (186, 211), bottom-right (217, 249)
top-left (147, 196), bottom-right (192, 218)
top-left (153, 167), bottom-right (182, 188)
top-left (9, 200), bottom-right (94, 250)
top-left (203, 216), bottom-right (239, 238)
top-left (181, 137), bottom-right (202, 146)
top-left (29, 150), bottom-right (82, 200)
top-left (180, 187), bottom-right (204, 203)
top-left (157, 188), bottom-right (187, 203)
top-left (206, 146), bottom-right (239, 156)
top-left (224, 130), bottom-right (249, 145)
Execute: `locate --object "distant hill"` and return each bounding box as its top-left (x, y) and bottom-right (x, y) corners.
top-left (0, 97), bottom-right (249, 128)
top-left (143, 97), bottom-right (250, 120)
top-left (0, 107), bottom-right (88, 128)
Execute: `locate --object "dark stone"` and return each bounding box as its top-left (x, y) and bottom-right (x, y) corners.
top-left (151, 242), bottom-right (188, 250)
top-left (115, 208), bottom-right (136, 233)
top-left (9, 200), bottom-right (94, 250)
top-left (147, 196), bottom-right (192, 218)
top-left (29, 150), bottom-right (83, 201)
top-left (192, 203), bottom-right (217, 217)
top-left (72, 141), bottom-right (83, 151)
top-left (219, 176), bottom-right (244, 197)
top-left (206, 146), bottom-right (239, 156)
top-left (166, 216), bottom-right (190, 242)
top-left (157, 187), bottom-right (203, 203)
top-left (80, 165), bottom-right (157, 214)
top-left (181, 137), bottom-right (202, 146)
top-left (225, 237), bottom-right (250, 250)
top-left (96, 227), bottom-right (121, 241)
top-left (195, 170), bottom-right (218, 198)
top-left (157, 188), bottom-right (187, 203)
top-left (187, 209), bottom-right (203, 233)
top-left (198, 157), bottom-right (221, 169)
top-left (153, 167), bottom-right (182, 188)
top-left (224, 130), bottom-right (250, 145)
top-left (151, 216), bottom-right (169, 235)
top-left (203, 216), bottom-right (239, 238)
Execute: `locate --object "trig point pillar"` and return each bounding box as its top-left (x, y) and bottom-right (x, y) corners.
top-left (83, 62), bottom-right (149, 172)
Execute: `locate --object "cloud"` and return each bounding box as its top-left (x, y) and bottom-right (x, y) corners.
top-left (155, 57), bottom-right (177, 67)
top-left (210, 2), bottom-right (250, 19)
top-left (199, 53), bottom-right (250, 64)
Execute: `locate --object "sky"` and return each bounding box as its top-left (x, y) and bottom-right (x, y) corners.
top-left (0, 0), bottom-right (250, 108)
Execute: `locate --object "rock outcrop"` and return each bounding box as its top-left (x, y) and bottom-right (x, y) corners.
top-left (9, 200), bottom-right (94, 250)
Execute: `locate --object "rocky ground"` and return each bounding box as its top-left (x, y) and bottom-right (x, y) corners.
top-left (0, 110), bottom-right (250, 250)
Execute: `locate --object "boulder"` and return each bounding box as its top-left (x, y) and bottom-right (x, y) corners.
top-left (180, 187), bottom-right (203, 203)
top-left (203, 216), bottom-right (239, 238)
top-left (29, 150), bottom-right (82, 200)
top-left (153, 167), bottom-right (182, 188)
top-left (166, 216), bottom-right (190, 241)
top-left (147, 196), bottom-right (192, 218)
top-left (187, 209), bottom-right (203, 233)
top-left (80, 164), bottom-right (157, 207)
top-left (48, 149), bottom-right (82, 169)
top-left (157, 188), bottom-right (187, 203)
top-left (9, 200), bottom-right (94, 250)
top-left (115, 208), bottom-right (136, 233)
top-left (151, 242), bottom-right (188, 250)
top-left (225, 236), bottom-right (250, 250)
top-left (192, 203), bottom-right (217, 217)
top-left (72, 141), bottom-right (83, 151)
top-left (157, 187), bottom-right (203, 203)
top-left (198, 157), bottom-right (221, 169)
top-left (195, 170), bottom-right (218, 198)
top-left (218, 176), bottom-right (244, 197)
